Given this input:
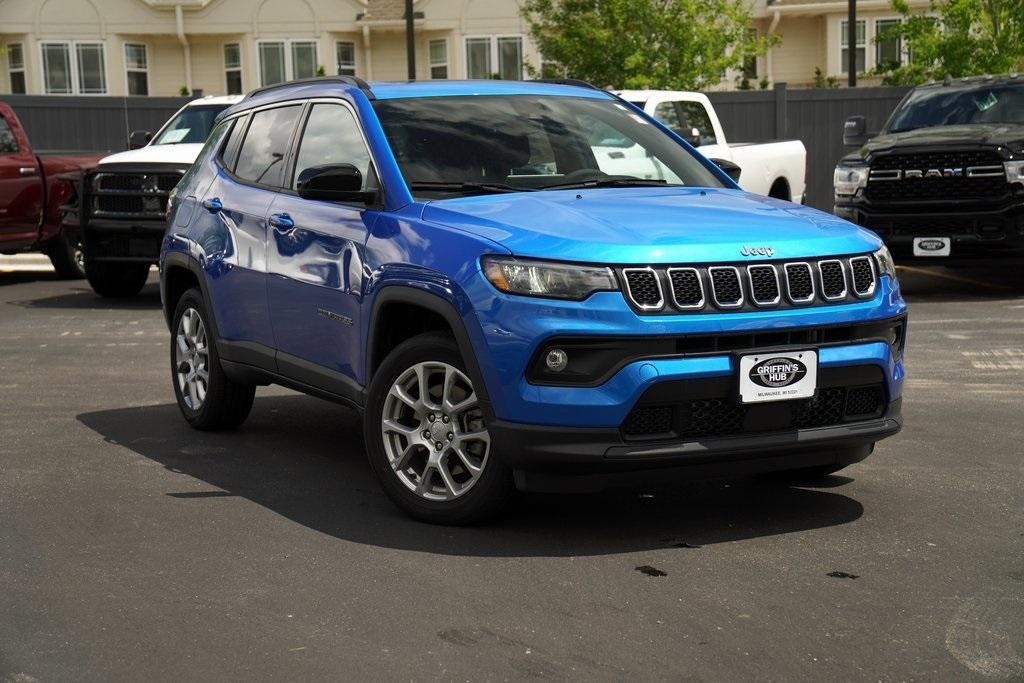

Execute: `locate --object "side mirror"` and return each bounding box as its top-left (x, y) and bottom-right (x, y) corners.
top-left (843, 116), bottom-right (868, 147)
top-left (711, 158), bottom-right (742, 182)
top-left (296, 164), bottom-right (375, 203)
top-left (129, 130), bottom-right (152, 149)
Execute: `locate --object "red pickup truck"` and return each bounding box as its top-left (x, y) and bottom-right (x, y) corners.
top-left (0, 102), bottom-right (103, 278)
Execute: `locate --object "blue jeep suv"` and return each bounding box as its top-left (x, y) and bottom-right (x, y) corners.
top-left (160, 77), bottom-right (906, 524)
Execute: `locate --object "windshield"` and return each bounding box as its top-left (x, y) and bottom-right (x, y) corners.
top-left (372, 95), bottom-right (724, 198)
top-left (886, 83), bottom-right (1024, 133)
top-left (152, 105), bottom-right (231, 145)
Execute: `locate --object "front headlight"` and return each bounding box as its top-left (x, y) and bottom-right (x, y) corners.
top-left (834, 163), bottom-right (868, 198)
top-left (1004, 160), bottom-right (1024, 185)
top-left (874, 245), bottom-right (896, 279)
top-left (482, 256), bottom-right (617, 300)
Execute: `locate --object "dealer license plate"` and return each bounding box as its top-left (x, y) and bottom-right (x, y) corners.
top-left (738, 351), bottom-right (818, 404)
top-left (913, 237), bottom-right (951, 257)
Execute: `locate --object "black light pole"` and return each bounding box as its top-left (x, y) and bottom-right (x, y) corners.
top-left (405, 0), bottom-right (416, 79)
top-left (848, 0), bottom-right (857, 87)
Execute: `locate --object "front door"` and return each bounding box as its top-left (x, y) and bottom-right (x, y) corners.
top-left (267, 101), bottom-right (378, 400)
top-left (0, 111), bottom-right (42, 245)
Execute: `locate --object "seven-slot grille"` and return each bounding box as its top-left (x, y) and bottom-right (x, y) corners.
top-left (619, 255), bottom-right (878, 314)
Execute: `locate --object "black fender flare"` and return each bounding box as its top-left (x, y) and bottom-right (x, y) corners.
top-left (367, 285), bottom-right (494, 419)
top-left (160, 251), bottom-right (221, 342)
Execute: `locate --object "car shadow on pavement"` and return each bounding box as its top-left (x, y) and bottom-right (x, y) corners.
top-left (77, 394), bottom-right (864, 557)
top-left (6, 281), bottom-right (162, 310)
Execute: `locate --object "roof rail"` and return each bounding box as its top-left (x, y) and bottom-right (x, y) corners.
top-left (532, 78), bottom-right (603, 91)
top-left (245, 75), bottom-right (375, 101)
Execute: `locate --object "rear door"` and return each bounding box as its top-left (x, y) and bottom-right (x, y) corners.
top-left (266, 100), bottom-right (378, 401)
top-left (0, 109), bottom-right (43, 245)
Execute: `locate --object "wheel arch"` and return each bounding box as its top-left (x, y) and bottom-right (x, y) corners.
top-left (368, 285), bottom-right (493, 418)
top-left (161, 251), bottom-right (220, 341)
top-left (768, 176), bottom-right (791, 201)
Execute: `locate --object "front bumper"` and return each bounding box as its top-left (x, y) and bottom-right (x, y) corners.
top-left (495, 400), bottom-right (901, 491)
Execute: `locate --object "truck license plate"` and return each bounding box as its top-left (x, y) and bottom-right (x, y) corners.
top-left (738, 351), bottom-right (817, 404)
top-left (913, 237), bottom-right (951, 257)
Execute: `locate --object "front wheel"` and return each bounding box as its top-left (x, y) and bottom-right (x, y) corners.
top-left (45, 230), bottom-right (85, 280)
top-left (364, 332), bottom-right (514, 525)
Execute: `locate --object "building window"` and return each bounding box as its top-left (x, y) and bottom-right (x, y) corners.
top-left (875, 19), bottom-right (902, 68)
top-left (336, 41), bottom-right (356, 76)
top-left (7, 43), bottom-right (26, 94)
top-left (124, 43), bottom-right (148, 96)
top-left (742, 28), bottom-right (758, 79)
top-left (41, 41), bottom-right (106, 94)
top-left (429, 39), bottom-right (448, 79)
top-left (840, 20), bottom-right (866, 74)
top-left (464, 36), bottom-right (523, 80)
top-left (224, 43), bottom-right (242, 95)
top-left (258, 40), bottom-right (318, 87)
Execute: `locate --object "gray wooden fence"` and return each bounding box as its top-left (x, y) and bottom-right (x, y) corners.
top-left (0, 95), bottom-right (191, 155)
top-left (3, 86), bottom-right (912, 209)
top-left (708, 84), bottom-right (912, 209)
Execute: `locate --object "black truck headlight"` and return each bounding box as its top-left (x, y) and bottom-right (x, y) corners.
top-left (482, 256), bottom-right (617, 301)
top-left (834, 163), bottom-right (868, 198)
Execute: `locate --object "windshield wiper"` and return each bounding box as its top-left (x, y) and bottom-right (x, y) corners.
top-left (408, 181), bottom-right (537, 195)
top-left (538, 177), bottom-right (672, 191)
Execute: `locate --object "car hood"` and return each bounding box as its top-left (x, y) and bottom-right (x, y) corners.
top-left (859, 123), bottom-right (1024, 157)
top-left (422, 187), bottom-right (880, 264)
top-left (98, 143), bottom-right (205, 167)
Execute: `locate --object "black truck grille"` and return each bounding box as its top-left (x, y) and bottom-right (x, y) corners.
top-left (866, 149), bottom-right (1006, 202)
top-left (620, 255), bottom-right (877, 314)
top-left (621, 367), bottom-right (887, 441)
top-left (89, 170), bottom-right (183, 219)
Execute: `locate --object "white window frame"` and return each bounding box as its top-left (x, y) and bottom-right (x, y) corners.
top-left (123, 42), bottom-right (148, 96)
top-left (839, 19), bottom-right (867, 75)
top-left (257, 39), bottom-right (319, 86)
top-left (335, 40), bottom-right (356, 77)
top-left (462, 34), bottom-right (525, 80)
top-left (39, 40), bottom-right (107, 95)
top-left (873, 17), bottom-right (907, 68)
top-left (224, 42), bottom-right (243, 94)
top-left (7, 43), bottom-right (26, 94)
top-left (428, 38), bottom-right (448, 79)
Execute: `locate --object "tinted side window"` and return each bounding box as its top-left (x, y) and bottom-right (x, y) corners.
top-left (234, 105), bottom-right (302, 187)
top-left (675, 102), bottom-right (717, 146)
top-left (220, 115), bottom-right (247, 171)
top-left (0, 117), bottom-right (17, 154)
top-left (653, 102), bottom-right (682, 132)
top-left (292, 103), bottom-right (371, 190)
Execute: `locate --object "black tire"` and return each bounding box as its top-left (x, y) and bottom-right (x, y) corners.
top-left (45, 230), bottom-right (85, 280)
top-left (170, 288), bottom-right (255, 431)
top-left (364, 332), bottom-right (514, 525)
top-left (84, 258), bottom-right (150, 298)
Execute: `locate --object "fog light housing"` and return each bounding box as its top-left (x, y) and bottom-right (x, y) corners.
top-left (545, 348), bottom-right (568, 372)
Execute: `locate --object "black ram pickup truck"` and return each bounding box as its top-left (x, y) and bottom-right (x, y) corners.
top-left (833, 76), bottom-right (1024, 264)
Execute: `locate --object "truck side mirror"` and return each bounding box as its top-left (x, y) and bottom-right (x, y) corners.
top-left (711, 158), bottom-right (742, 182)
top-left (843, 116), bottom-right (868, 147)
top-left (129, 130), bottom-right (152, 149)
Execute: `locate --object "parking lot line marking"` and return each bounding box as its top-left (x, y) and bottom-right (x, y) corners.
top-left (897, 265), bottom-right (1011, 290)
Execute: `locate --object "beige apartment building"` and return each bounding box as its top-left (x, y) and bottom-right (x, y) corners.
top-left (0, 0), bottom-right (928, 96)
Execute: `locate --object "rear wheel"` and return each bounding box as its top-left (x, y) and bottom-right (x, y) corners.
top-left (171, 288), bottom-right (255, 430)
top-left (45, 230), bottom-right (85, 280)
top-left (85, 258), bottom-right (151, 298)
top-left (364, 332), bottom-right (514, 525)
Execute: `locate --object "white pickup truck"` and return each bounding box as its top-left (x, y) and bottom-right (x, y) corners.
top-left (613, 90), bottom-right (807, 202)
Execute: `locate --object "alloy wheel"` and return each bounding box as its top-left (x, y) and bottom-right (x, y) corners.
top-left (381, 361), bottom-right (490, 501)
top-left (175, 307), bottom-right (210, 410)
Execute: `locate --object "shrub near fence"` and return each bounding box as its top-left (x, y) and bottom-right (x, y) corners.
top-left (0, 95), bottom-right (190, 155)
top-left (2, 86), bottom-right (913, 209)
top-left (709, 84), bottom-right (912, 209)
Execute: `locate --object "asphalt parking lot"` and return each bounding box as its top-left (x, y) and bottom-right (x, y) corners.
top-left (1, 255), bottom-right (1022, 681)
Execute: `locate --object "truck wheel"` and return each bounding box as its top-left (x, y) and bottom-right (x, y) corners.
top-left (84, 259), bottom-right (151, 298)
top-left (45, 230), bottom-right (85, 280)
top-left (171, 288), bottom-right (255, 431)
top-left (364, 332), bottom-right (514, 525)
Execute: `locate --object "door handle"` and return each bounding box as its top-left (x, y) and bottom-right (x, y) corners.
top-left (19, 166), bottom-right (37, 176)
top-left (268, 212), bottom-right (294, 230)
top-left (202, 197), bottom-right (223, 213)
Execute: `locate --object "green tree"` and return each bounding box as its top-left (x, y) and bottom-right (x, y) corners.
top-left (521, 0), bottom-right (777, 90)
top-left (875, 0), bottom-right (1024, 85)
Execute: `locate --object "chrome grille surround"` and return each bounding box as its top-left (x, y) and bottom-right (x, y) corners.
top-left (817, 259), bottom-right (848, 301)
top-left (746, 264), bottom-right (781, 307)
top-left (708, 266), bottom-right (744, 309)
top-left (849, 255), bottom-right (877, 298)
top-left (666, 267), bottom-right (705, 309)
top-left (783, 262), bottom-right (816, 304)
top-left (621, 267), bottom-right (664, 310)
